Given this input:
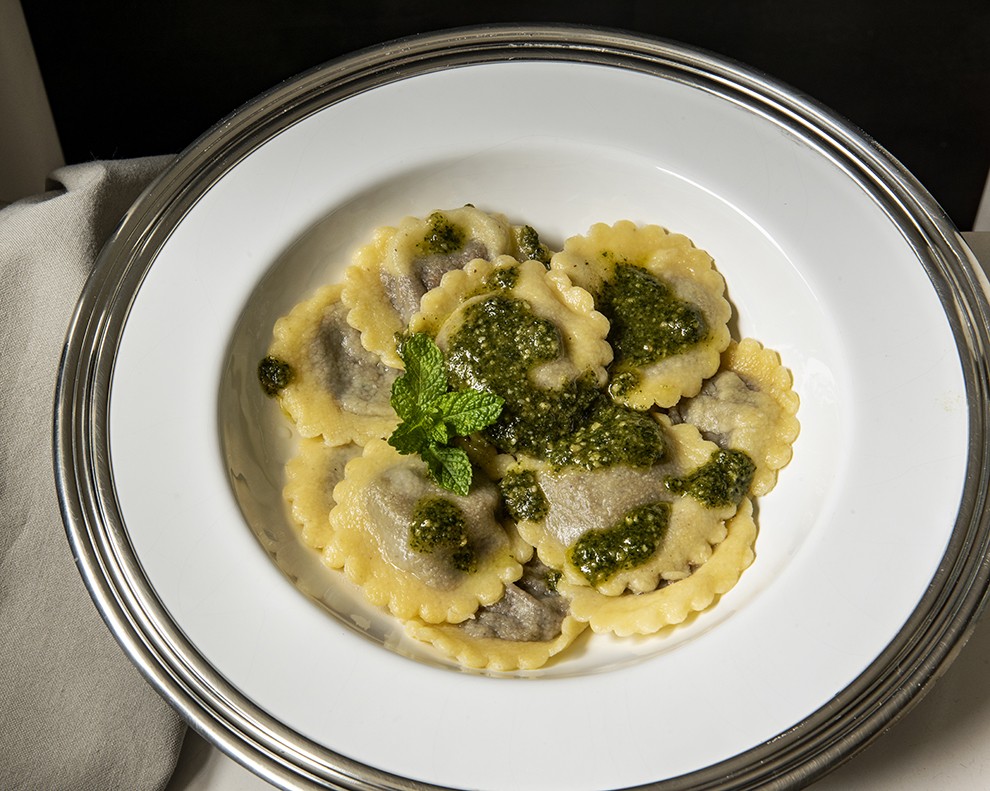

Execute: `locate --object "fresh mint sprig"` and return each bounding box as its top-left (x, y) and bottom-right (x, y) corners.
top-left (388, 333), bottom-right (503, 495)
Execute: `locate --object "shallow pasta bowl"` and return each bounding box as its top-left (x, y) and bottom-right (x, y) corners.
top-left (54, 24), bottom-right (990, 791)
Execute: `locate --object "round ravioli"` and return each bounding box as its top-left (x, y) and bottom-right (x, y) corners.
top-left (411, 256), bottom-right (612, 458)
top-left (403, 559), bottom-right (587, 671)
top-left (326, 439), bottom-right (526, 624)
top-left (413, 256), bottom-right (610, 386)
top-left (268, 283), bottom-right (399, 445)
top-left (513, 416), bottom-right (744, 596)
top-left (550, 220), bottom-right (731, 409)
top-left (670, 338), bottom-right (800, 496)
top-left (342, 206), bottom-right (522, 368)
top-left (560, 498), bottom-right (757, 636)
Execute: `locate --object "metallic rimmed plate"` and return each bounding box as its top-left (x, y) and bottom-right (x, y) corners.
top-left (55, 25), bottom-right (990, 791)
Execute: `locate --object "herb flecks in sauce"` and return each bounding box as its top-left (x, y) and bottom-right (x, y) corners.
top-left (568, 502), bottom-right (671, 586)
top-left (409, 496), bottom-right (477, 573)
top-left (545, 397), bottom-right (666, 470)
top-left (258, 355), bottom-right (293, 396)
top-left (600, 264), bottom-right (708, 367)
top-left (607, 368), bottom-right (641, 400)
top-left (482, 263), bottom-right (519, 292)
top-left (516, 225), bottom-right (552, 266)
top-left (446, 295), bottom-right (596, 457)
top-left (447, 294), bottom-right (665, 469)
top-left (499, 468), bottom-right (550, 522)
top-left (666, 448), bottom-right (756, 507)
top-left (418, 211), bottom-right (465, 256)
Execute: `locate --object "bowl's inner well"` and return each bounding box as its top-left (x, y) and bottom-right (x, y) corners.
top-left (217, 141), bottom-right (844, 676)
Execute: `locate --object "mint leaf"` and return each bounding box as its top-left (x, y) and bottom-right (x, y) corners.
top-left (421, 444), bottom-right (474, 496)
top-left (394, 332), bottom-right (447, 410)
top-left (387, 417), bottom-right (434, 455)
top-left (435, 390), bottom-right (505, 436)
top-left (387, 332), bottom-right (504, 495)
top-left (426, 419), bottom-right (451, 445)
top-left (389, 375), bottom-right (420, 423)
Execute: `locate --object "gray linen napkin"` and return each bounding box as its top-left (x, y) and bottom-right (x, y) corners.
top-left (0, 157), bottom-right (186, 790)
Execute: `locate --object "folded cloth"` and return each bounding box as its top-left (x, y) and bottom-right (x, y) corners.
top-left (0, 158), bottom-right (186, 791)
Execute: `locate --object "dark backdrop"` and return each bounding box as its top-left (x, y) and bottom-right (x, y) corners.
top-left (22, 0), bottom-right (990, 229)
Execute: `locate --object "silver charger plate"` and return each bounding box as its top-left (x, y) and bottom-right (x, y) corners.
top-left (55, 25), bottom-right (990, 791)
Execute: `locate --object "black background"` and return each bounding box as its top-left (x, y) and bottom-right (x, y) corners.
top-left (22, 0), bottom-right (990, 228)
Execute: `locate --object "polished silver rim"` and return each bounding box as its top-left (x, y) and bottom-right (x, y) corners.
top-left (54, 24), bottom-right (990, 790)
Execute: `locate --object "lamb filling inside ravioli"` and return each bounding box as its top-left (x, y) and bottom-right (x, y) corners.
top-left (312, 301), bottom-right (397, 415)
top-left (382, 210), bottom-right (507, 323)
top-left (462, 560), bottom-right (568, 643)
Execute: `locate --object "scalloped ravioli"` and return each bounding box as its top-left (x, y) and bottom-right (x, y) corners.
top-left (260, 209), bottom-right (798, 671)
top-left (551, 221), bottom-right (731, 409)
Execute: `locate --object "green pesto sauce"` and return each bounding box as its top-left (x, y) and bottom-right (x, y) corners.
top-left (483, 263), bottom-right (519, 291)
top-left (545, 397), bottom-right (666, 470)
top-left (258, 355), bottom-right (293, 397)
top-left (408, 496), bottom-right (476, 572)
top-left (516, 225), bottom-right (552, 266)
top-left (545, 568), bottom-right (562, 592)
top-left (607, 368), bottom-right (641, 399)
top-left (499, 468), bottom-right (550, 522)
top-left (418, 211), bottom-right (465, 255)
top-left (567, 501), bottom-right (671, 586)
top-left (446, 294), bottom-right (664, 469)
top-left (666, 449), bottom-right (756, 507)
top-left (600, 264), bottom-right (708, 367)
top-left (446, 295), bottom-right (596, 456)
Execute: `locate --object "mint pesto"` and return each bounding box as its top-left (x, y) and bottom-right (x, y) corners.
top-left (257, 355), bottom-right (293, 397)
top-left (408, 496), bottom-right (476, 573)
top-left (544, 397), bottom-right (666, 470)
top-left (499, 468), bottom-right (550, 522)
top-left (418, 211), bottom-right (465, 255)
top-left (515, 225), bottom-right (552, 266)
top-left (446, 295), bottom-right (596, 456)
top-left (482, 263), bottom-right (520, 292)
top-left (666, 448), bottom-right (756, 507)
top-left (446, 294), bottom-right (666, 469)
top-left (599, 263), bottom-right (708, 367)
top-left (567, 501), bottom-right (671, 586)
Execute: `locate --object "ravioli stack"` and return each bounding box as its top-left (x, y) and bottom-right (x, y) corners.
top-left (263, 207), bottom-right (799, 671)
